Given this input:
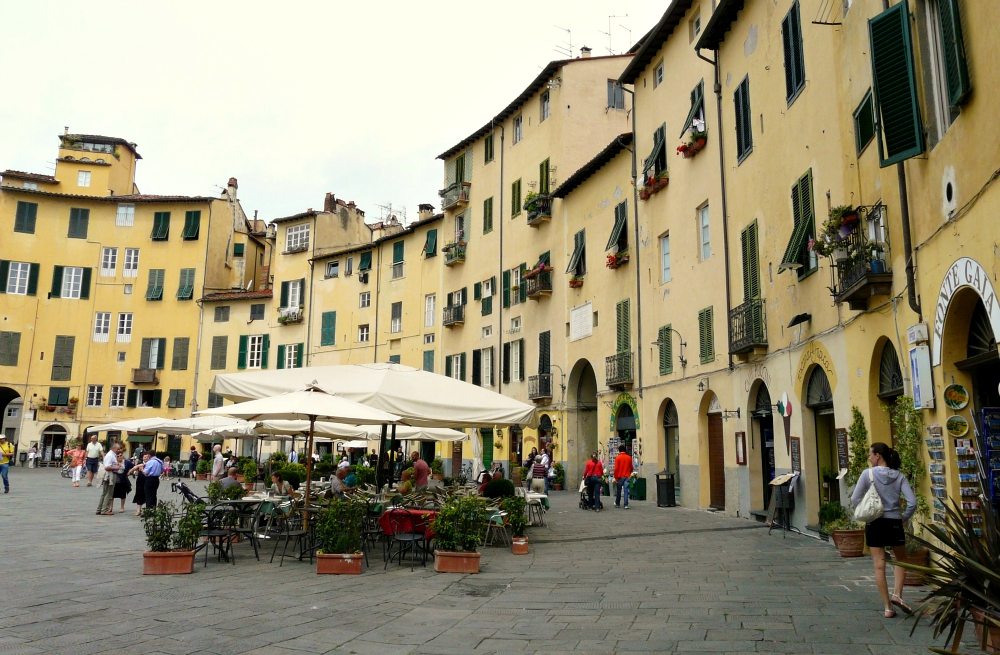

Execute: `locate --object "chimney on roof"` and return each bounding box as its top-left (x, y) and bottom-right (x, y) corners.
top-left (418, 203), bottom-right (434, 221)
top-left (227, 177), bottom-right (238, 199)
top-left (580, 46), bottom-right (592, 58)
top-left (64, 126), bottom-right (69, 135)
top-left (228, 177), bottom-right (238, 189)
top-left (324, 192), bottom-right (336, 213)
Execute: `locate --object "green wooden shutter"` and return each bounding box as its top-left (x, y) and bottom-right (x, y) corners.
top-left (68, 208), bottom-right (89, 239)
top-left (937, 0), bottom-right (971, 108)
top-left (445, 354), bottom-right (452, 378)
top-left (140, 338), bottom-right (151, 368)
top-left (658, 325), bottom-right (673, 375)
top-left (423, 349), bottom-right (434, 372)
top-left (502, 270), bottom-right (511, 308)
top-left (474, 282), bottom-right (482, 301)
top-left (79, 267), bottom-right (91, 299)
top-left (321, 311), bottom-right (336, 346)
top-left (741, 221), bottom-right (760, 300)
top-left (276, 344), bottom-right (286, 369)
top-left (152, 212), bottom-right (170, 240)
top-left (538, 331), bottom-right (550, 373)
top-left (26, 263), bottom-right (39, 296)
top-left (261, 335), bottom-right (270, 369)
top-left (359, 251), bottom-right (372, 271)
top-left (483, 197), bottom-right (493, 234)
top-left (616, 300), bottom-right (630, 353)
top-left (0, 261), bottom-right (8, 292)
top-left (182, 211), bottom-right (201, 240)
top-left (51, 265), bottom-right (64, 298)
top-left (779, 171), bottom-right (815, 272)
top-left (156, 338), bottom-right (167, 369)
top-left (296, 342), bottom-right (304, 368)
top-left (606, 202), bottom-right (628, 251)
top-left (472, 349), bottom-right (482, 386)
top-left (51, 335), bottom-right (75, 380)
top-left (502, 343), bottom-right (511, 383)
top-left (393, 241), bottom-right (404, 263)
top-left (519, 264), bottom-right (527, 303)
top-left (782, 1), bottom-right (805, 101)
top-left (237, 335), bottom-right (248, 369)
top-left (699, 307), bottom-right (715, 364)
top-left (211, 336), bottom-right (227, 370)
top-left (233, 243), bottom-right (245, 257)
top-left (424, 229), bottom-right (437, 256)
top-left (126, 389), bottom-right (138, 408)
top-left (680, 81), bottom-right (705, 137)
top-left (518, 340), bottom-right (525, 381)
top-left (280, 281), bottom-right (289, 308)
top-left (15, 202), bottom-right (37, 233)
top-left (869, 2), bottom-right (925, 166)
top-left (734, 77), bottom-right (753, 161)
top-left (539, 159), bottom-right (550, 194)
top-left (512, 179), bottom-right (521, 217)
top-left (151, 389), bottom-right (162, 408)
top-left (460, 352), bottom-right (466, 381)
top-left (172, 337), bottom-right (189, 370)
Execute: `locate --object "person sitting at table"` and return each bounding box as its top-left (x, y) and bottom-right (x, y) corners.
top-left (344, 468), bottom-right (358, 489)
top-left (269, 472), bottom-right (293, 496)
top-left (329, 468), bottom-right (347, 498)
top-left (220, 467), bottom-right (241, 490)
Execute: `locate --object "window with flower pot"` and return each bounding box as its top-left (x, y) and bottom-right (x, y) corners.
top-left (48, 387), bottom-right (70, 406)
top-left (642, 124), bottom-right (667, 180)
top-left (85, 384), bottom-right (101, 407)
top-left (285, 223), bottom-right (309, 252)
top-left (677, 81), bottom-right (707, 158)
top-left (422, 229), bottom-right (437, 257)
top-left (605, 201), bottom-right (629, 268)
top-left (567, 229), bottom-right (586, 279)
top-left (778, 169), bottom-right (817, 278)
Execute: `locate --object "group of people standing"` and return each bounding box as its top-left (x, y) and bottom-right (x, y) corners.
top-left (59, 435), bottom-right (165, 517)
top-left (524, 445), bottom-right (556, 494)
top-left (581, 446), bottom-right (634, 512)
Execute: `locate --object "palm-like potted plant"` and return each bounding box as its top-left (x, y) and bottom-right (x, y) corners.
top-left (431, 495), bottom-right (488, 573)
top-left (315, 498), bottom-right (366, 574)
top-left (141, 500), bottom-right (204, 574)
top-left (502, 496), bottom-right (529, 554)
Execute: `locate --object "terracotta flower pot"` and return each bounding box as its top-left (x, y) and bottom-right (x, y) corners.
top-left (970, 607), bottom-right (1000, 653)
top-left (511, 538), bottom-right (529, 555)
top-left (830, 529), bottom-right (866, 557)
top-left (317, 553), bottom-right (363, 575)
top-left (432, 474), bottom-right (444, 481)
top-left (143, 551), bottom-right (195, 575)
top-left (895, 548), bottom-right (929, 586)
top-left (197, 474), bottom-right (207, 481)
top-left (433, 550), bottom-right (481, 574)
top-left (235, 474), bottom-right (245, 483)
top-left (553, 483), bottom-right (563, 491)
top-left (243, 482), bottom-right (255, 491)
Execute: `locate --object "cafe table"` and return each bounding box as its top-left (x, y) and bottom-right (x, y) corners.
top-left (378, 507), bottom-right (438, 540)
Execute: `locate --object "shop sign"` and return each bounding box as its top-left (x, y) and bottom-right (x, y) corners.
top-left (735, 432), bottom-right (747, 466)
top-left (790, 437), bottom-right (801, 473)
top-left (835, 428), bottom-right (849, 469)
top-left (933, 257), bottom-right (1000, 366)
top-left (608, 393), bottom-right (640, 432)
top-left (910, 345), bottom-right (935, 410)
top-left (794, 341), bottom-right (837, 391)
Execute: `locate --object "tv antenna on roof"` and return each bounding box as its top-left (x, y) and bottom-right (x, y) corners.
top-left (375, 203), bottom-right (406, 226)
top-left (600, 14), bottom-right (629, 55)
top-left (554, 25), bottom-right (573, 58)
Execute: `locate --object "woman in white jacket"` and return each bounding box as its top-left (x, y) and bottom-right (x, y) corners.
top-left (851, 442), bottom-right (917, 618)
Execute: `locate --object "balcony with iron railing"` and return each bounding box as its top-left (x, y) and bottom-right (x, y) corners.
top-left (528, 374), bottom-right (553, 402)
top-left (830, 224), bottom-right (892, 311)
top-left (605, 351), bottom-right (633, 387)
top-left (524, 269), bottom-right (552, 298)
top-left (526, 194), bottom-right (552, 226)
top-left (439, 182), bottom-right (471, 210)
top-left (278, 307), bottom-right (303, 325)
top-left (443, 304), bottom-right (465, 327)
top-left (444, 242), bottom-right (466, 266)
top-left (729, 298), bottom-right (768, 356)
top-left (131, 368), bottom-right (159, 385)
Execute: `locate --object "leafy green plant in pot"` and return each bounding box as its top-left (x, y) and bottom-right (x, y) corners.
top-left (897, 500), bottom-right (1000, 653)
top-left (315, 498), bottom-right (366, 574)
top-left (241, 460), bottom-right (258, 489)
top-left (811, 205), bottom-right (857, 259)
top-left (552, 462), bottom-right (565, 490)
top-left (482, 478), bottom-right (515, 500)
top-left (430, 457), bottom-right (444, 480)
top-left (431, 495), bottom-right (488, 573)
top-left (141, 500), bottom-right (205, 575)
top-left (827, 406), bottom-right (870, 557)
top-left (195, 459), bottom-right (210, 479)
top-left (206, 481), bottom-right (223, 503)
top-left (501, 496), bottom-right (529, 554)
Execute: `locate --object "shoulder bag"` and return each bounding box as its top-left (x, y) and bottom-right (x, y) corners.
top-left (853, 469), bottom-right (884, 522)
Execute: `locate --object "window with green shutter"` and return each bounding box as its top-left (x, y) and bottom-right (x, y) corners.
top-left (740, 221), bottom-right (761, 300)
top-left (698, 307), bottom-right (715, 364)
top-left (868, 1), bottom-right (925, 167)
top-left (49, 387), bottom-right (70, 406)
top-left (423, 229), bottom-right (437, 257)
top-left (207, 391), bottom-right (224, 408)
top-left (237, 335), bottom-right (248, 370)
top-left (606, 202), bottom-right (628, 252)
top-left (658, 325), bottom-right (673, 375)
top-left (778, 170), bottom-right (816, 276)
top-left (539, 159), bottom-right (550, 195)
top-left (782, 1), bottom-right (806, 104)
top-left (210, 335), bottom-right (228, 370)
top-left (853, 90), bottom-right (876, 155)
top-left (642, 123), bottom-right (667, 178)
top-left (538, 331), bottom-right (550, 375)
top-left (680, 81), bottom-right (705, 137)
top-left (177, 268), bottom-right (195, 300)
top-left (389, 354), bottom-right (401, 365)
top-left (0, 331), bottom-right (22, 366)
top-left (484, 133), bottom-right (494, 163)
top-left (483, 197), bottom-right (494, 234)
top-left (734, 76), bottom-right (753, 162)
top-left (276, 344), bottom-right (286, 370)
top-left (171, 337), bottom-right (190, 370)
top-left (937, 0), bottom-right (971, 109)
top-left (473, 282), bottom-right (482, 301)
top-left (151, 212), bottom-right (170, 240)
top-left (146, 269), bottom-right (165, 300)
top-left (567, 230), bottom-right (586, 276)
top-left (182, 211), bottom-right (201, 240)
top-left (51, 335), bottom-right (75, 380)
top-left (392, 241), bottom-right (404, 263)
top-left (519, 264), bottom-right (527, 303)
top-left (423, 349), bottom-right (434, 372)
top-left (233, 243), bottom-right (245, 257)
top-left (616, 300), bottom-right (630, 354)
top-left (167, 389), bottom-right (187, 409)
top-left (511, 179), bottom-right (521, 217)
top-left (14, 202), bottom-right (37, 234)
top-left (502, 270), bottom-right (511, 308)
top-left (68, 208), bottom-right (89, 239)
top-left (321, 311), bottom-right (336, 346)
top-left (359, 250), bottom-right (372, 271)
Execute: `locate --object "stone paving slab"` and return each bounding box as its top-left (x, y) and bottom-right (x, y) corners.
top-left (0, 468), bottom-right (981, 654)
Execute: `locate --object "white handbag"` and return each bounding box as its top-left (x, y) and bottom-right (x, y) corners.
top-left (853, 469), bottom-right (884, 523)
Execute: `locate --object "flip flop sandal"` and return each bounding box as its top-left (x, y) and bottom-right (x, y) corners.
top-left (891, 594), bottom-right (913, 615)
top-left (884, 608), bottom-right (896, 618)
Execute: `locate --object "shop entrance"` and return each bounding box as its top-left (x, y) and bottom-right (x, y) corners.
top-left (708, 412), bottom-right (725, 510)
top-left (615, 404), bottom-right (635, 455)
top-left (538, 415), bottom-right (553, 454)
top-left (959, 301), bottom-right (1000, 431)
top-left (752, 385), bottom-right (776, 510)
top-left (419, 441), bottom-right (435, 467)
top-left (806, 367), bottom-right (839, 503)
top-left (662, 400), bottom-right (680, 503)
top-left (451, 442), bottom-right (462, 478)
top-left (481, 428), bottom-right (494, 470)
top-left (508, 426), bottom-right (523, 468)
top-left (40, 425), bottom-right (67, 464)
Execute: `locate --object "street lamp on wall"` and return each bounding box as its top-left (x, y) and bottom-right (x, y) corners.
top-left (651, 327), bottom-right (688, 369)
top-left (696, 377), bottom-right (710, 392)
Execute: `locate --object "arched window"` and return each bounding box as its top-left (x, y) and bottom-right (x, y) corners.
top-left (806, 367), bottom-right (833, 408)
top-left (753, 384), bottom-right (773, 417)
top-left (878, 342), bottom-right (904, 399)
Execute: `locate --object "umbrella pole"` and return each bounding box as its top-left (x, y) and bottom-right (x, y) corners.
top-left (376, 424), bottom-right (388, 490)
top-left (390, 424), bottom-right (398, 484)
top-left (304, 417), bottom-right (315, 529)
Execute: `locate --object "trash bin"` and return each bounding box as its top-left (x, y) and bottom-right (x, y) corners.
top-left (19, 452), bottom-right (27, 465)
top-left (629, 477), bottom-right (647, 501)
top-left (655, 470), bottom-right (676, 507)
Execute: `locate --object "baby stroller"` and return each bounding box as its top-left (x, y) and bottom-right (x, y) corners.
top-left (60, 460), bottom-right (73, 478)
top-left (172, 481), bottom-right (208, 505)
top-left (579, 479), bottom-right (603, 510)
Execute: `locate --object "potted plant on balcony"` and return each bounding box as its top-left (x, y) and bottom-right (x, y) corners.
top-left (607, 251), bottom-right (629, 269)
top-left (141, 500), bottom-right (204, 575)
top-left (315, 497), bottom-right (365, 574)
top-left (195, 459), bottom-right (210, 480)
top-left (502, 495), bottom-right (529, 554)
top-left (523, 191), bottom-right (539, 215)
top-left (811, 206), bottom-right (858, 260)
top-left (431, 495), bottom-right (488, 573)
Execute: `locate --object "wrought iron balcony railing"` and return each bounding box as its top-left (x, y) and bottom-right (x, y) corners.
top-left (526, 194), bottom-right (552, 225)
top-left (729, 298), bottom-right (767, 355)
top-left (439, 182), bottom-right (471, 210)
top-left (444, 242), bottom-right (466, 266)
top-left (528, 374), bottom-right (553, 401)
top-left (443, 304), bottom-right (465, 327)
top-left (830, 223), bottom-right (892, 311)
top-left (524, 270), bottom-right (552, 298)
top-left (605, 352), bottom-right (633, 387)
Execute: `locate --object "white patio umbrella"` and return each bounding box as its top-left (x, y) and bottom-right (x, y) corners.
top-left (156, 416), bottom-right (251, 435)
top-left (93, 417), bottom-right (170, 433)
top-left (471, 428), bottom-right (484, 481)
top-left (196, 384), bottom-right (402, 513)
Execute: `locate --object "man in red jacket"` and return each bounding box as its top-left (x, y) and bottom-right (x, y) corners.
top-left (613, 445), bottom-right (633, 509)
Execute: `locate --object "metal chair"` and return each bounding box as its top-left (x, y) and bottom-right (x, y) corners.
top-left (270, 507), bottom-right (309, 566)
top-left (232, 502), bottom-right (265, 561)
top-left (202, 505), bottom-right (237, 567)
top-left (484, 509), bottom-right (510, 548)
top-left (384, 508), bottom-right (428, 571)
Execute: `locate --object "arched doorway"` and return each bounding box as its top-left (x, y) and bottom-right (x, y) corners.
top-left (538, 414), bottom-right (553, 454)
top-left (959, 301), bottom-right (1000, 430)
top-left (751, 383), bottom-right (775, 509)
top-left (877, 341), bottom-right (905, 445)
top-left (568, 359), bottom-right (598, 485)
top-left (662, 399), bottom-right (680, 502)
top-left (615, 403), bottom-right (636, 457)
top-left (805, 367), bottom-right (838, 504)
top-left (40, 424), bottom-right (68, 464)
top-left (0, 387), bottom-right (23, 456)
top-left (701, 392), bottom-right (725, 511)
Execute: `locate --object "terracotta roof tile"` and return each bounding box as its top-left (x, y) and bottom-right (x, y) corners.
top-left (199, 290), bottom-right (273, 303)
top-left (1, 170), bottom-right (59, 183)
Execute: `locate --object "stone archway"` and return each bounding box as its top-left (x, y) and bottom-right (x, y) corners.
top-left (747, 380), bottom-right (775, 512)
top-left (566, 359), bottom-right (598, 485)
top-left (939, 288), bottom-right (1000, 433)
top-left (657, 398), bottom-right (680, 503)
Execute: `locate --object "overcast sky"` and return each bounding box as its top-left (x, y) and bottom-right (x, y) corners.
top-left (0, 1), bottom-right (664, 224)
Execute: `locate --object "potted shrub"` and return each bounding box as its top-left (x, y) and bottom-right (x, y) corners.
top-left (431, 495), bottom-right (488, 573)
top-left (196, 459), bottom-right (210, 480)
top-left (206, 481), bottom-right (223, 503)
top-left (811, 205), bottom-right (858, 260)
top-left (315, 498), bottom-right (365, 574)
top-left (141, 500), bottom-right (204, 575)
top-left (482, 478), bottom-right (515, 500)
top-left (430, 458), bottom-right (444, 481)
top-left (898, 501), bottom-right (1000, 653)
top-left (827, 517), bottom-right (866, 557)
top-left (241, 460), bottom-right (258, 491)
top-left (887, 395), bottom-right (930, 584)
top-left (502, 496), bottom-right (529, 554)
top-left (552, 463), bottom-right (565, 491)
top-left (819, 501), bottom-right (847, 541)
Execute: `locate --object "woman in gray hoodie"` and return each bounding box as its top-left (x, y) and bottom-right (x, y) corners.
top-left (851, 442), bottom-right (917, 618)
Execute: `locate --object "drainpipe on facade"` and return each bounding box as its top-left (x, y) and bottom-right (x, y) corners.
top-left (497, 123), bottom-right (505, 395)
top-left (191, 200), bottom-right (214, 415)
top-left (621, 87), bottom-right (644, 397)
top-left (305, 215), bottom-right (317, 366)
top-left (897, 164), bottom-right (922, 320)
top-left (373, 241), bottom-right (381, 363)
top-left (699, 47), bottom-right (735, 370)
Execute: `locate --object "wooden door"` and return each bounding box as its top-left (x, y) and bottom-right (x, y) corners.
top-left (708, 413), bottom-right (726, 510)
top-left (452, 442), bottom-right (462, 478)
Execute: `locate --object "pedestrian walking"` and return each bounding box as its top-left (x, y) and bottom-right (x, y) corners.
top-left (288, 448), bottom-right (298, 464)
top-left (211, 444), bottom-right (224, 481)
top-left (540, 447), bottom-right (551, 493)
top-left (67, 442), bottom-right (86, 487)
top-left (187, 446), bottom-right (200, 479)
top-left (28, 445), bottom-right (38, 469)
top-left (85, 435), bottom-right (104, 486)
top-left (614, 445), bottom-right (634, 509)
top-left (54, 446), bottom-right (63, 463)
top-left (583, 452), bottom-right (604, 511)
top-left (529, 455), bottom-right (547, 494)
top-left (96, 443), bottom-right (123, 515)
top-left (0, 435), bottom-right (14, 494)
top-left (161, 456), bottom-right (172, 479)
top-left (851, 442), bottom-right (916, 619)
top-left (113, 453), bottom-right (134, 512)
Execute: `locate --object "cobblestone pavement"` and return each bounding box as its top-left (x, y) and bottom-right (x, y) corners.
top-left (0, 468), bottom-right (965, 655)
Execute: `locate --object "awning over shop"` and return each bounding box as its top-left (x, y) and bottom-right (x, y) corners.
top-left (126, 434), bottom-right (154, 444)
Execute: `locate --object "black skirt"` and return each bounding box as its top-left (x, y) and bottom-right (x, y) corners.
top-left (866, 517), bottom-right (906, 548)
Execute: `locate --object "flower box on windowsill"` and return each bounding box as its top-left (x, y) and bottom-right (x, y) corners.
top-left (277, 308), bottom-right (304, 324)
top-left (677, 135), bottom-right (707, 159)
top-left (569, 278), bottom-right (584, 288)
top-left (522, 265), bottom-right (552, 280)
top-left (638, 175), bottom-right (668, 201)
top-left (284, 245), bottom-right (309, 255)
top-left (606, 251), bottom-right (629, 270)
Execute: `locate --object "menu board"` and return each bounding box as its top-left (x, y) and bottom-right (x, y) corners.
top-left (835, 428), bottom-right (849, 469)
top-left (790, 437), bottom-right (801, 473)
